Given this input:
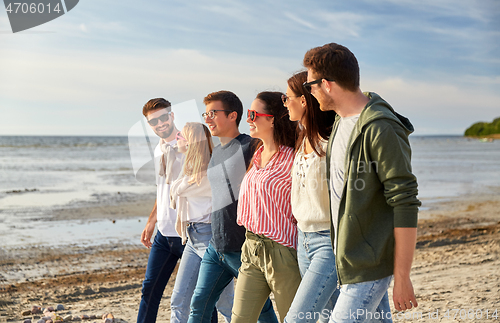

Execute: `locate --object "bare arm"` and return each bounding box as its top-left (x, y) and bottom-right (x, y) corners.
top-left (140, 200), bottom-right (158, 248)
top-left (393, 227), bottom-right (418, 311)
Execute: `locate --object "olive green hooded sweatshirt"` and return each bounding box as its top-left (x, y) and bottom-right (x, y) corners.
top-left (327, 92), bottom-right (420, 285)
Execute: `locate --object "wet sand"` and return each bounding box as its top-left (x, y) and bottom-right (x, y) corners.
top-left (1, 193), bottom-right (500, 322)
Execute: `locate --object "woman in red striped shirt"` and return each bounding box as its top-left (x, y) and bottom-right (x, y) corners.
top-left (231, 91), bottom-right (301, 323)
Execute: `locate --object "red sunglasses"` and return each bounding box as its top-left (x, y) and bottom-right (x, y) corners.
top-left (247, 109), bottom-right (273, 122)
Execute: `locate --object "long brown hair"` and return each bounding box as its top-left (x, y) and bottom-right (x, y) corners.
top-left (248, 91), bottom-right (297, 170)
top-left (181, 122), bottom-right (213, 185)
top-left (288, 71), bottom-right (336, 156)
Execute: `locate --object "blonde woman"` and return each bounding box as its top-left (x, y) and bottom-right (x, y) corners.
top-left (169, 122), bottom-right (233, 323)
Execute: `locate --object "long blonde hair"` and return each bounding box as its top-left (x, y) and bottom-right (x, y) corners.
top-left (181, 122), bottom-right (213, 185)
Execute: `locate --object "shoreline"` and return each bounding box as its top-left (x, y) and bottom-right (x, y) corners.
top-left (2, 192), bottom-right (500, 322)
top-left (464, 134), bottom-right (500, 140)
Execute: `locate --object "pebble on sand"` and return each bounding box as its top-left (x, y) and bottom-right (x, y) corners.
top-left (24, 319), bottom-right (32, 323)
top-left (56, 304), bottom-right (65, 311)
top-left (32, 306), bottom-right (43, 314)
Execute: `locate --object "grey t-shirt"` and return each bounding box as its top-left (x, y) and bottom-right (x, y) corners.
top-left (207, 134), bottom-right (256, 253)
top-left (330, 114), bottom-right (360, 253)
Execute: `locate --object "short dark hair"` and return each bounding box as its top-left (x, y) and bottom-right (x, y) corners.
top-left (303, 43), bottom-right (360, 92)
top-left (203, 90), bottom-right (243, 126)
top-left (142, 98), bottom-right (171, 117)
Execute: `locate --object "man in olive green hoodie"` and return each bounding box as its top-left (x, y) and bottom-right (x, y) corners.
top-left (303, 43), bottom-right (421, 322)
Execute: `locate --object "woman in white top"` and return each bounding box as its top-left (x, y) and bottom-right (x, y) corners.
top-left (282, 71), bottom-right (338, 323)
top-left (169, 122), bottom-right (233, 323)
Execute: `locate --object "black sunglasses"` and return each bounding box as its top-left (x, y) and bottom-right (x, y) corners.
top-left (302, 78), bottom-right (334, 93)
top-left (147, 112), bottom-right (171, 126)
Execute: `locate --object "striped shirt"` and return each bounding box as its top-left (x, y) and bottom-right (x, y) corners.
top-left (237, 145), bottom-right (297, 249)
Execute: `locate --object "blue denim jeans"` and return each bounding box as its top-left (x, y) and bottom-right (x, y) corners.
top-left (171, 223), bottom-right (234, 323)
top-left (328, 276), bottom-right (393, 323)
top-left (285, 229), bottom-right (339, 323)
top-left (137, 231), bottom-right (184, 323)
top-left (187, 243), bottom-right (278, 323)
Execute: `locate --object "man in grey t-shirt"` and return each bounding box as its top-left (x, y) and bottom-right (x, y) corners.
top-left (188, 91), bottom-right (278, 323)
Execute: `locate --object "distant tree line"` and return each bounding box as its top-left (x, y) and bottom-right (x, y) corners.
top-left (464, 117), bottom-right (500, 137)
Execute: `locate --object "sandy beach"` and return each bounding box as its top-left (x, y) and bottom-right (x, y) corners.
top-left (1, 191), bottom-right (500, 323)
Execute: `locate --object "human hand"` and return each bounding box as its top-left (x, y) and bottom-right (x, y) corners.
top-left (140, 222), bottom-right (155, 248)
top-left (393, 276), bottom-right (418, 311)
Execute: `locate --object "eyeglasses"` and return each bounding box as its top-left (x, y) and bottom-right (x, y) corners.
top-left (281, 94), bottom-right (301, 105)
top-left (147, 111), bottom-right (171, 126)
top-left (247, 109), bottom-right (273, 122)
top-left (202, 109), bottom-right (230, 120)
top-left (302, 78), bottom-right (334, 93)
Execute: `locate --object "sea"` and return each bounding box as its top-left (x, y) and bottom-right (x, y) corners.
top-left (0, 135), bottom-right (499, 249)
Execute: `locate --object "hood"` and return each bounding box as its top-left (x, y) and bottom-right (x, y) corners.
top-left (356, 92), bottom-right (414, 135)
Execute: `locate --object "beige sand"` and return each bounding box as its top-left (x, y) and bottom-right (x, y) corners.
top-left (1, 193), bottom-right (499, 322)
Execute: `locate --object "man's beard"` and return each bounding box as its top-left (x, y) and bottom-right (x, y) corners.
top-left (156, 123), bottom-right (174, 139)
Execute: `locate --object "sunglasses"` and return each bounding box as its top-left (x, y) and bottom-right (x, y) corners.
top-left (147, 111), bottom-right (171, 126)
top-left (175, 131), bottom-right (186, 141)
top-left (247, 109), bottom-right (273, 122)
top-left (281, 94), bottom-right (301, 105)
top-left (302, 78), bottom-right (334, 93)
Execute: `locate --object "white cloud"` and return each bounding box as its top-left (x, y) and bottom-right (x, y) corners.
top-left (361, 74), bottom-right (500, 134)
top-left (315, 11), bottom-right (365, 38)
top-left (0, 46), bottom-right (296, 135)
top-left (284, 12), bottom-right (317, 31)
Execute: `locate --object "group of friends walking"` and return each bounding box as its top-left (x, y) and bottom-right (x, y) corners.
top-left (135, 43), bottom-right (421, 323)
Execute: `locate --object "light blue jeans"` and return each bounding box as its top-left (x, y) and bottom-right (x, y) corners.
top-left (328, 276), bottom-right (393, 323)
top-left (285, 229), bottom-right (339, 323)
top-left (170, 223), bottom-right (234, 323)
top-left (188, 243), bottom-right (278, 323)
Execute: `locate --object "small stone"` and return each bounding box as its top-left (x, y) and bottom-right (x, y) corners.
top-left (102, 313), bottom-right (114, 323)
top-left (47, 307), bottom-right (55, 312)
top-left (73, 316), bottom-right (82, 321)
top-left (56, 305), bottom-right (65, 311)
top-left (63, 315), bottom-right (72, 322)
top-left (22, 310), bottom-right (32, 316)
top-left (32, 306), bottom-right (43, 314)
top-left (24, 319), bottom-right (32, 323)
top-left (81, 315), bottom-right (89, 320)
top-left (37, 320), bottom-right (45, 323)
top-left (46, 320), bottom-right (53, 323)
top-left (42, 316), bottom-right (52, 321)
top-left (89, 315), bottom-right (96, 319)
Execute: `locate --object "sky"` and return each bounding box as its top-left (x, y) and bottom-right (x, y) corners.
top-left (0, 0), bottom-right (499, 136)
